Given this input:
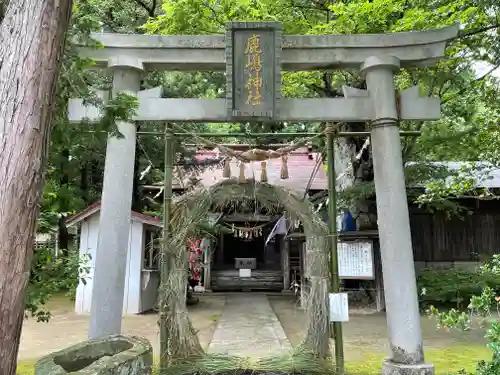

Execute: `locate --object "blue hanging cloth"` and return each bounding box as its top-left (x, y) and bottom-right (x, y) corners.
top-left (341, 211), bottom-right (357, 232)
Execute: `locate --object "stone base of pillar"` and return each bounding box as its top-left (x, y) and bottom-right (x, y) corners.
top-left (382, 360), bottom-right (434, 375)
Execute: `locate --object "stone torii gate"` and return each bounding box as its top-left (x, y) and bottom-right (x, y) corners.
top-left (69, 22), bottom-right (458, 375)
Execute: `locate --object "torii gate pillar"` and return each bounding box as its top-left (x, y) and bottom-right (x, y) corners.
top-left (88, 58), bottom-right (143, 339)
top-left (362, 55), bottom-right (432, 375)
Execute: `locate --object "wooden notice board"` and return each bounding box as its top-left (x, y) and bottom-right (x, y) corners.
top-left (338, 240), bottom-right (375, 280)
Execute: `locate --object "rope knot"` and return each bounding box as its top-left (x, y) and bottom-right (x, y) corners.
top-left (325, 123), bottom-right (338, 135)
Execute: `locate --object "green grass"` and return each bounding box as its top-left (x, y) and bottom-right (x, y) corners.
top-left (16, 343), bottom-right (492, 375)
top-left (16, 359), bottom-right (36, 375)
top-left (209, 313), bottom-right (221, 322)
top-left (346, 344), bottom-right (492, 375)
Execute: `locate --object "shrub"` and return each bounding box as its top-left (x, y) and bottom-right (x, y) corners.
top-left (417, 266), bottom-right (500, 309)
top-left (427, 255), bottom-right (500, 374)
top-left (26, 246), bottom-right (90, 322)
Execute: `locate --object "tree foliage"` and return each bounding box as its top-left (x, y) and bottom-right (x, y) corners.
top-left (143, 0), bottom-right (500, 212)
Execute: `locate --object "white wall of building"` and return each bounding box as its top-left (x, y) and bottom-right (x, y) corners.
top-left (74, 213), bottom-right (149, 315)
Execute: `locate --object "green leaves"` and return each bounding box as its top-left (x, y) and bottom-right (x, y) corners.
top-left (425, 255), bottom-right (500, 374)
top-left (26, 247), bottom-right (91, 322)
top-left (427, 305), bottom-right (472, 331)
top-left (99, 93), bottom-right (140, 138)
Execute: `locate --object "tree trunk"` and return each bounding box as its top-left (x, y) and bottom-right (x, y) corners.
top-left (58, 148), bottom-right (71, 253)
top-left (0, 0), bottom-right (10, 22)
top-left (80, 164), bottom-right (89, 202)
top-left (90, 160), bottom-right (102, 192)
top-left (132, 125), bottom-right (142, 211)
top-left (0, 1), bottom-right (73, 373)
top-left (58, 215), bottom-right (70, 256)
top-left (334, 133), bottom-right (357, 201)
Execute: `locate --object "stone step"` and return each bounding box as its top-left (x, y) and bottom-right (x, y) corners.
top-left (208, 294), bottom-right (292, 357)
top-left (211, 270), bottom-right (283, 291)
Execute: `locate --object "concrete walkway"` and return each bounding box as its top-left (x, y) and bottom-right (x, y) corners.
top-left (208, 293), bottom-right (292, 357)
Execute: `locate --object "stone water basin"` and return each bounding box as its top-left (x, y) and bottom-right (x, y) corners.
top-left (34, 334), bottom-right (152, 375)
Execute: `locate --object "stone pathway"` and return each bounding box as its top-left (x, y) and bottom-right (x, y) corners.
top-left (208, 293), bottom-right (292, 357)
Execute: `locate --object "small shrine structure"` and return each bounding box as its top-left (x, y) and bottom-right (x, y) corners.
top-left (66, 202), bottom-right (162, 315)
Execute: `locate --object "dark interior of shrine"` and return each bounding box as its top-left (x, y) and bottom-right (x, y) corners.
top-left (219, 221), bottom-right (281, 270)
top-left (212, 218), bottom-right (282, 271)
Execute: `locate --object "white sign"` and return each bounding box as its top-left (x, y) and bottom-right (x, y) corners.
top-left (338, 241), bottom-right (374, 279)
top-left (329, 293), bottom-right (349, 322)
top-left (239, 269), bottom-right (251, 278)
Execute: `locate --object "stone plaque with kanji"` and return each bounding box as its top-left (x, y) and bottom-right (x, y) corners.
top-left (226, 21), bottom-right (282, 121)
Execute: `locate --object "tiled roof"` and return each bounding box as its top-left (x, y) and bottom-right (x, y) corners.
top-left (194, 147), bottom-right (328, 194)
top-left (65, 201), bottom-right (161, 227)
top-left (406, 161), bottom-right (500, 188)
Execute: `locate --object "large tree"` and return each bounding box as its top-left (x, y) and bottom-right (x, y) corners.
top-left (0, 0), bottom-right (73, 373)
